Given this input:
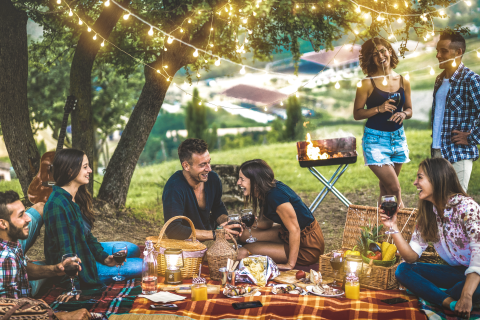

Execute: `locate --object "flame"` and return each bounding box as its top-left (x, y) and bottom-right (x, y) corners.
top-left (305, 133), bottom-right (329, 160)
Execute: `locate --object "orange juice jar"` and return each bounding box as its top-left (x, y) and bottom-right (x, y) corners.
top-left (344, 273), bottom-right (360, 300)
top-left (191, 277), bottom-right (208, 301)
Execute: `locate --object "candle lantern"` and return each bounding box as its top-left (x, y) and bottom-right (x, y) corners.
top-left (344, 255), bottom-right (363, 275)
top-left (164, 248), bottom-right (184, 284)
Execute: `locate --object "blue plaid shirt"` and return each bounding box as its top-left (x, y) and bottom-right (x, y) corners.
top-left (432, 62), bottom-right (480, 163)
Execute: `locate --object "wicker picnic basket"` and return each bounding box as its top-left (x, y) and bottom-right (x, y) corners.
top-left (146, 216), bottom-right (207, 279)
top-left (319, 204), bottom-right (417, 290)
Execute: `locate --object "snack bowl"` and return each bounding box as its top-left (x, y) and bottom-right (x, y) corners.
top-left (306, 285), bottom-right (344, 297)
top-left (223, 284), bottom-right (260, 298)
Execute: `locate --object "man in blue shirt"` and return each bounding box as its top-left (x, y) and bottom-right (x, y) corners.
top-left (431, 32), bottom-right (480, 192)
top-left (162, 139), bottom-right (242, 241)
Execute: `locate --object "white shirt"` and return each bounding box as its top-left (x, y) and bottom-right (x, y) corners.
top-left (432, 78), bottom-right (450, 149)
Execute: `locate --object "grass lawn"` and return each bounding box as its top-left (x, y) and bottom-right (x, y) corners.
top-left (3, 127), bottom-right (480, 221)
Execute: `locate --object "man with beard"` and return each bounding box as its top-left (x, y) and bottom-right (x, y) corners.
top-left (0, 191), bottom-right (91, 319)
top-left (162, 139), bottom-right (242, 241)
top-left (431, 32), bottom-right (480, 192)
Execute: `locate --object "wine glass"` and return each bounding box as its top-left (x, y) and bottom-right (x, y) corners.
top-left (381, 195), bottom-right (399, 235)
top-left (62, 253), bottom-right (82, 296)
top-left (386, 92), bottom-right (401, 121)
top-left (112, 244), bottom-right (128, 281)
top-left (241, 209), bottom-right (257, 243)
top-left (227, 213), bottom-right (242, 248)
top-left (329, 250), bottom-right (344, 288)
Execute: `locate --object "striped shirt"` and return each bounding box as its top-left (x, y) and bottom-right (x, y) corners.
top-left (0, 239), bottom-right (30, 298)
top-left (44, 186), bottom-right (108, 287)
top-left (432, 62), bottom-right (480, 163)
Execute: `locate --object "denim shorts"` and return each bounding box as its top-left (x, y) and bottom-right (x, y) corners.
top-left (362, 127), bottom-right (410, 166)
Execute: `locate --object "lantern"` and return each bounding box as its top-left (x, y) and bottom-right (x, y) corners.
top-left (344, 255), bottom-right (363, 275)
top-left (164, 248), bottom-right (184, 284)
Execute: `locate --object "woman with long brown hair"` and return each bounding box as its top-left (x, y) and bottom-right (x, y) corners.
top-left (44, 149), bottom-right (142, 287)
top-left (236, 159), bottom-right (324, 269)
top-left (354, 37), bottom-right (413, 209)
top-left (382, 158), bottom-right (480, 318)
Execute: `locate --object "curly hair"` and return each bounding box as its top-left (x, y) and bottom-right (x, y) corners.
top-left (359, 38), bottom-right (399, 76)
top-left (0, 191), bottom-right (20, 223)
top-left (178, 138), bottom-right (209, 165)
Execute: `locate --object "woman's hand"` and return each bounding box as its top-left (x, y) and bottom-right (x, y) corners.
top-left (378, 99), bottom-right (396, 113)
top-left (455, 296), bottom-right (472, 319)
top-left (277, 262), bottom-right (295, 271)
top-left (379, 208), bottom-right (398, 231)
top-left (390, 111), bottom-right (407, 124)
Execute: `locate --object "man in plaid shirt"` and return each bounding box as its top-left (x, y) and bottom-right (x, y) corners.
top-left (431, 32), bottom-right (480, 192)
top-left (0, 191), bottom-right (91, 319)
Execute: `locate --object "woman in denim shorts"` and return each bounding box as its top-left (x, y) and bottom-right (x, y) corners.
top-left (353, 38), bottom-right (413, 209)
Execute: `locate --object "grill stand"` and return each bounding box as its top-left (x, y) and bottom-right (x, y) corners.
top-left (308, 164), bottom-right (352, 213)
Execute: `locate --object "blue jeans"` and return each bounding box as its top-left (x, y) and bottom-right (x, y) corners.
top-left (19, 208), bottom-right (47, 297)
top-left (96, 242), bottom-right (143, 284)
top-left (395, 262), bottom-right (480, 307)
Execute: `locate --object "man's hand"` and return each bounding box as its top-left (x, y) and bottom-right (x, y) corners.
top-left (54, 258), bottom-right (82, 276)
top-left (56, 309), bottom-right (91, 320)
top-left (452, 130), bottom-right (471, 145)
top-left (104, 255), bottom-right (118, 267)
top-left (56, 293), bottom-right (81, 303)
top-left (221, 221), bottom-right (243, 238)
top-left (455, 296), bottom-right (472, 319)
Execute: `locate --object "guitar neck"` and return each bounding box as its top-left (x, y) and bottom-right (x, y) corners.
top-left (56, 111), bottom-right (70, 152)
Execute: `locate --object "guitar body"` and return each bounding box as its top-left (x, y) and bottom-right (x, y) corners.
top-left (27, 151), bottom-right (56, 204)
top-left (27, 95), bottom-right (77, 204)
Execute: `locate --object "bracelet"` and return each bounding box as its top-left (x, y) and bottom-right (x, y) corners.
top-left (401, 111), bottom-right (407, 118)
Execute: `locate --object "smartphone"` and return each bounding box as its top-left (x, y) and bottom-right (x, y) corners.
top-left (381, 298), bottom-right (409, 305)
top-left (232, 301), bottom-right (263, 310)
top-left (150, 304), bottom-right (178, 310)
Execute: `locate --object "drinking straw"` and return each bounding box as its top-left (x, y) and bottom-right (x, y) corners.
top-left (400, 208), bottom-right (416, 233)
top-left (198, 261), bottom-right (202, 278)
top-left (232, 261), bottom-right (239, 271)
top-left (376, 201), bottom-right (379, 231)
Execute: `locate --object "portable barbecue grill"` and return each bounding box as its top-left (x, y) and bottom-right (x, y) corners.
top-left (296, 136), bottom-right (357, 212)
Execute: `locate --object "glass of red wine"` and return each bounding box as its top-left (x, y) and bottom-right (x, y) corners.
top-left (329, 250), bottom-right (344, 288)
top-left (62, 253), bottom-right (82, 296)
top-left (112, 243), bottom-right (128, 281)
top-left (381, 195), bottom-right (399, 235)
top-left (227, 213), bottom-right (242, 248)
top-left (241, 209), bottom-right (257, 243)
top-left (387, 92), bottom-right (401, 121)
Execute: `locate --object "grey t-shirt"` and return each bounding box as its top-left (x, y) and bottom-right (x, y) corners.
top-left (433, 78), bottom-right (450, 149)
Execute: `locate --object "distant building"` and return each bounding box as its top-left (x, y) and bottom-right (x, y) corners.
top-left (0, 162), bottom-right (11, 181)
top-left (222, 84), bottom-right (288, 107)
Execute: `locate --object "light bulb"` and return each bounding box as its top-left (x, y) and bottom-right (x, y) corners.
top-left (204, 59), bottom-right (208, 63)
top-left (280, 101), bottom-right (283, 106)
top-left (335, 82), bottom-right (340, 89)
top-left (424, 36), bottom-right (428, 41)
top-left (356, 5), bottom-right (361, 12)
top-left (295, 92), bottom-right (299, 97)
top-left (198, 10), bottom-right (201, 14)
top-left (327, 4), bottom-right (331, 7)
top-left (188, 19), bottom-right (191, 23)
top-left (164, 47), bottom-right (167, 51)
top-left (466, 0), bottom-right (472, 6)
top-left (210, 43), bottom-right (214, 47)
top-left (240, 66), bottom-right (246, 74)
top-left (79, 19), bottom-right (83, 25)
top-left (148, 27), bottom-right (153, 36)
top-left (164, 65), bottom-right (168, 68)
top-left (123, 12), bottom-right (130, 20)
top-left (93, 34), bottom-right (97, 40)
top-left (334, 58), bottom-right (338, 64)
top-left (215, 58), bottom-right (221, 66)
top-left (357, 81), bottom-right (362, 88)
top-left (354, 30), bottom-right (359, 35)
top-left (439, 9), bottom-right (445, 16)
top-left (101, 40), bottom-right (105, 47)
top-left (87, 27), bottom-right (91, 32)
top-left (56, 0), bottom-right (61, 4)
top-left (394, 3), bottom-right (398, 8)
top-left (389, 34), bottom-right (394, 39)
top-left (253, 11), bottom-right (257, 16)
top-left (404, 1), bottom-right (408, 6)
top-left (382, 76), bottom-right (387, 86)
top-left (405, 73), bottom-right (410, 81)
top-left (199, 101), bottom-right (202, 105)
top-left (248, 29), bottom-right (253, 34)
top-left (180, 28), bottom-right (184, 33)
top-left (430, 67), bottom-right (435, 75)
top-left (193, 49), bottom-right (198, 57)
top-left (243, 18), bottom-right (247, 23)
top-left (264, 106), bottom-right (267, 111)
top-left (167, 37), bottom-right (173, 44)
top-left (452, 59), bottom-right (456, 67)
top-left (69, 9), bottom-right (73, 16)
top-left (167, 77), bottom-right (171, 82)
top-left (397, 17), bottom-right (402, 23)
top-left (157, 70), bottom-right (160, 73)
top-left (364, 13), bottom-right (370, 19)
top-left (477, 51), bottom-right (480, 58)
top-left (105, 0), bottom-right (110, 6)
top-left (215, 107), bottom-right (218, 111)
top-left (312, 5), bottom-right (316, 9)
top-left (197, 72), bottom-right (201, 77)
top-left (377, 15), bottom-right (382, 21)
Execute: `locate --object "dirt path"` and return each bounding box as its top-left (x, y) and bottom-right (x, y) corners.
top-left (27, 191), bottom-right (480, 261)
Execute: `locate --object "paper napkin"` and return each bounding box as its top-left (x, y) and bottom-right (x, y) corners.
top-left (138, 291), bottom-right (187, 303)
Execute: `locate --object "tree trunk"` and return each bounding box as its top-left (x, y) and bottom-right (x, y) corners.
top-left (97, 66), bottom-right (172, 207)
top-left (70, 1), bottom-right (128, 193)
top-left (0, 0), bottom-right (40, 197)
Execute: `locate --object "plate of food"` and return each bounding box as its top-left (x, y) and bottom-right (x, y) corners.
top-left (270, 284), bottom-right (305, 295)
top-left (306, 284), bottom-right (344, 297)
top-left (223, 284), bottom-right (261, 298)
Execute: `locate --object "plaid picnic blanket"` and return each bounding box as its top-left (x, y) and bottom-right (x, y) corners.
top-left (37, 279), bottom-right (142, 317)
top-left (419, 297), bottom-right (480, 320)
top-left (130, 265), bottom-right (427, 320)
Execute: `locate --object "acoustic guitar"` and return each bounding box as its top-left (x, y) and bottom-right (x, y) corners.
top-left (27, 95), bottom-right (77, 204)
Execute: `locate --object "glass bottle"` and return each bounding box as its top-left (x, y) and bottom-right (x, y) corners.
top-left (191, 277), bottom-right (208, 301)
top-left (344, 272), bottom-right (360, 299)
top-left (142, 240), bottom-right (158, 294)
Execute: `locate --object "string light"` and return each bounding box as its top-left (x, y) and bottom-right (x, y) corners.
top-left (199, 101), bottom-right (202, 105)
top-left (123, 12), bottom-right (130, 20)
top-left (430, 67), bottom-right (435, 75)
top-left (355, 5), bottom-right (361, 12)
top-left (477, 51), bottom-right (480, 58)
top-left (167, 37), bottom-right (173, 44)
top-left (56, 0), bottom-right (61, 4)
top-left (452, 59), bottom-right (456, 67)
top-left (397, 17), bottom-right (402, 23)
top-left (264, 106), bottom-right (267, 111)
top-left (164, 47), bottom-right (167, 51)
top-left (105, 0), bottom-right (110, 6)
top-left (163, 65), bottom-right (168, 68)
top-left (148, 27), bottom-right (153, 36)
top-left (357, 81), bottom-right (362, 88)
top-left (466, 0), bottom-right (472, 6)
top-left (295, 92), bottom-right (299, 98)
top-left (196, 72), bottom-right (201, 77)
top-left (188, 19), bottom-right (191, 23)
top-left (405, 73), bottom-right (410, 81)
top-left (215, 107), bottom-right (218, 111)
top-left (101, 40), bottom-right (105, 47)
top-left (354, 30), bottom-right (359, 35)
top-left (215, 58), bottom-right (221, 66)
top-left (280, 101), bottom-right (284, 106)
top-left (69, 9), bottom-right (73, 16)
top-left (240, 66), bottom-right (246, 74)
top-left (382, 76), bottom-right (387, 85)
top-left (78, 19), bottom-right (83, 25)
top-left (167, 77), bottom-right (171, 81)
top-left (157, 70), bottom-right (160, 73)
top-left (439, 9), bottom-right (445, 16)
top-left (93, 34), bottom-right (97, 40)
top-left (335, 82), bottom-right (340, 89)
top-left (87, 27), bottom-right (91, 32)
top-left (193, 49), bottom-right (199, 57)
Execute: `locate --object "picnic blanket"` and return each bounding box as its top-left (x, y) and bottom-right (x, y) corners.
top-left (37, 279), bottom-right (142, 317)
top-left (129, 264), bottom-right (428, 320)
top-left (419, 297), bottom-right (480, 320)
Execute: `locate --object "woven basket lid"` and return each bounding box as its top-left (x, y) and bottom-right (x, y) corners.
top-left (148, 216), bottom-right (206, 252)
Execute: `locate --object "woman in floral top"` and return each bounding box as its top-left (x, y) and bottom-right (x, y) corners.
top-left (381, 158), bottom-right (480, 319)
